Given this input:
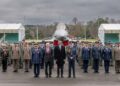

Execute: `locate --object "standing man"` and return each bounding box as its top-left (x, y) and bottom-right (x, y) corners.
top-left (12, 43), bottom-right (20, 72)
top-left (110, 44), bottom-right (114, 66)
top-left (23, 43), bottom-right (31, 72)
top-left (19, 42), bottom-right (24, 69)
top-left (67, 43), bottom-right (77, 78)
top-left (99, 43), bottom-right (104, 66)
top-left (54, 41), bottom-right (66, 78)
top-left (29, 42), bottom-right (34, 69)
top-left (31, 43), bottom-right (42, 78)
top-left (82, 44), bottom-right (90, 73)
top-left (39, 42), bottom-right (45, 69)
top-left (44, 43), bottom-right (54, 78)
top-left (0, 44), bottom-right (3, 66)
top-left (114, 44), bottom-right (120, 73)
top-left (102, 44), bottom-right (112, 73)
top-left (1, 45), bottom-right (9, 72)
top-left (77, 43), bottom-right (84, 68)
top-left (7, 44), bottom-right (12, 66)
top-left (92, 43), bottom-right (100, 73)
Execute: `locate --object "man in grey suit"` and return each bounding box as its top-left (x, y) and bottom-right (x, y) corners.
top-left (44, 43), bottom-right (54, 78)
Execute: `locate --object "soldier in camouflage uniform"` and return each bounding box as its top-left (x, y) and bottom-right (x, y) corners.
top-left (114, 44), bottom-right (120, 73)
top-left (19, 43), bottom-right (24, 69)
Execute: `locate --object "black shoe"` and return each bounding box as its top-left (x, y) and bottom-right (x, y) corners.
top-left (2, 70), bottom-right (6, 72)
top-left (94, 71), bottom-right (99, 73)
top-left (73, 76), bottom-right (76, 78)
top-left (68, 76), bottom-right (71, 78)
top-left (13, 70), bottom-right (18, 72)
top-left (105, 71), bottom-right (109, 74)
top-left (110, 65), bottom-right (113, 66)
top-left (34, 75), bottom-right (37, 78)
top-left (116, 72), bottom-right (119, 74)
top-left (41, 66), bottom-right (44, 69)
top-left (84, 71), bottom-right (88, 73)
top-left (56, 76), bottom-right (59, 78)
top-left (34, 75), bottom-right (39, 78)
top-left (25, 70), bottom-right (29, 72)
top-left (61, 76), bottom-right (64, 78)
top-left (49, 75), bottom-right (52, 78)
top-left (46, 75), bottom-right (48, 78)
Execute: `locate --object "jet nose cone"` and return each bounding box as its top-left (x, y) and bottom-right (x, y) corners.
top-left (54, 23), bottom-right (68, 38)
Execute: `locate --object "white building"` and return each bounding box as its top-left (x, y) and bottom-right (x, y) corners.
top-left (0, 23), bottom-right (25, 43)
top-left (98, 24), bottom-right (120, 45)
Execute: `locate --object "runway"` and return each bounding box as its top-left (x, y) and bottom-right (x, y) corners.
top-left (0, 62), bottom-right (120, 86)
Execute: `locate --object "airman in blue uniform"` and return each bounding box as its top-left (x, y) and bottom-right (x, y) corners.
top-left (102, 44), bottom-right (112, 73)
top-left (82, 44), bottom-right (90, 73)
top-left (92, 44), bottom-right (100, 73)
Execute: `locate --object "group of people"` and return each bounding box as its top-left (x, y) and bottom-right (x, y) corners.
top-left (0, 41), bottom-right (120, 78)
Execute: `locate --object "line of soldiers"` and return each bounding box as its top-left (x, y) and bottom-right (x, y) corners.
top-left (77, 42), bottom-right (120, 74)
top-left (0, 41), bottom-right (120, 78)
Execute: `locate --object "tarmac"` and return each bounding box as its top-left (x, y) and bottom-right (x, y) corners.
top-left (0, 62), bottom-right (120, 86)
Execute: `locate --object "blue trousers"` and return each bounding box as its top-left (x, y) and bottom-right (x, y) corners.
top-left (104, 60), bottom-right (110, 73)
top-left (34, 64), bottom-right (40, 77)
top-left (93, 59), bottom-right (99, 72)
top-left (68, 60), bottom-right (75, 77)
top-left (83, 60), bottom-right (89, 72)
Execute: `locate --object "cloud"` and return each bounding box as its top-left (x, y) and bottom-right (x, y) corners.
top-left (0, 0), bottom-right (120, 24)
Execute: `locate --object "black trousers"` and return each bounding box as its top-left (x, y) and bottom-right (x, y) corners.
top-left (93, 59), bottom-right (99, 72)
top-left (68, 60), bottom-right (75, 77)
top-left (57, 64), bottom-right (64, 77)
top-left (34, 64), bottom-right (40, 77)
top-left (41, 57), bottom-right (44, 69)
top-left (2, 59), bottom-right (8, 72)
top-left (45, 62), bottom-right (52, 77)
top-left (29, 59), bottom-right (32, 69)
top-left (83, 60), bottom-right (89, 72)
top-left (104, 60), bottom-right (110, 73)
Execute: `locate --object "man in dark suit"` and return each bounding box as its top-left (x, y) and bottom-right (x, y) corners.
top-left (54, 41), bottom-right (66, 78)
top-left (44, 43), bottom-right (54, 78)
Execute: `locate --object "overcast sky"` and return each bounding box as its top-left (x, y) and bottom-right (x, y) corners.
top-left (0, 0), bottom-right (120, 24)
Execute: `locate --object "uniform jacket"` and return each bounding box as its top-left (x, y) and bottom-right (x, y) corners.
top-left (114, 47), bottom-right (120, 60)
top-left (77, 46), bottom-right (82, 59)
top-left (12, 46), bottom-right (19, 59)
top-left (1, 50), bottom-right (9, 60)
top-left (102, 47), bottom-right (112, 61)
top-left (82, 47), bottom-right (90, 60)
top-left (31, 48), bottom-right (42, 64)
top-left (92, 46), bottom-right (100, 59)
top-left (67, 46), bottom-right (77, 61)
top-left (23, 46), bottom-right (30, 60)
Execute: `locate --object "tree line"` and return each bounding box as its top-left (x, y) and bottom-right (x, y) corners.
top-left (25, 17), bottom-right (120, 40)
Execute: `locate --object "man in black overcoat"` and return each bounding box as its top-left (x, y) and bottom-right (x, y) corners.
top-left (54, 41), bottom-right (66, 78)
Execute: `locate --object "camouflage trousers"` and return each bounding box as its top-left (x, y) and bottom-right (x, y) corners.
top-left (13, 59), bottom-right (19, 71)
top-left (115, 60), bottom-right (120, 73)
top-left (24, 59), bottom-right (30, 72)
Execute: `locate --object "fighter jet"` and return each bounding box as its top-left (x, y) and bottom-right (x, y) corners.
top-left (53, 23), bottom-right (69, 41)
top-left (52, 23), bottom-right (70, 46)
top-left (44, 23), bottom-right (76, 46)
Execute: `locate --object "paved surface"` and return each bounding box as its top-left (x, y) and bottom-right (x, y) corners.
top-left (0, 62), bottom-right (120, 86)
